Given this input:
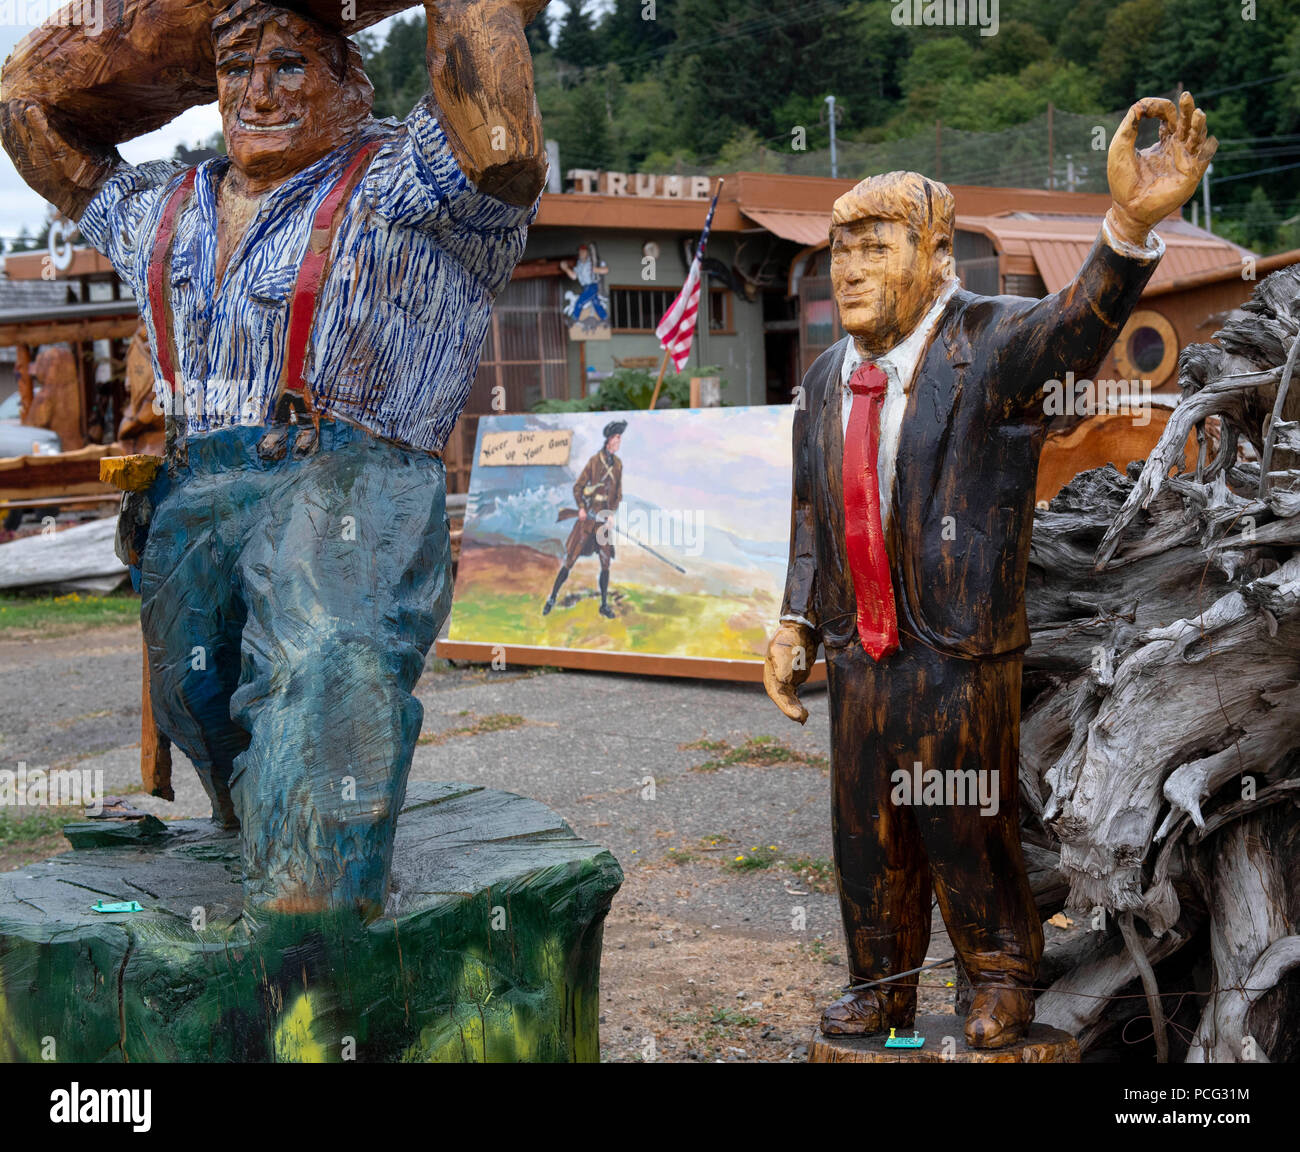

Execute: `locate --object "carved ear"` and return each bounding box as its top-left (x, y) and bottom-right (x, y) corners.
top-left (339, 43), bottom-right (374, 123)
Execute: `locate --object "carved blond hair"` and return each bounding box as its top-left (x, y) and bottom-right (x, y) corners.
top-left (831, 171), bottom-right (956, 276)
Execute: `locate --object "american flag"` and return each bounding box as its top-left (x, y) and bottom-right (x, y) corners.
top-left (655, 181), bottom-right (722, 373)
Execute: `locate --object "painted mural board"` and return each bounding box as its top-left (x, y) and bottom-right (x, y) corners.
top-left (438, 406), bottom-right (825, 681)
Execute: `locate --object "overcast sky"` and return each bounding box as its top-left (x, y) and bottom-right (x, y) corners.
top-left (0, 13), bottom-right (416, 244)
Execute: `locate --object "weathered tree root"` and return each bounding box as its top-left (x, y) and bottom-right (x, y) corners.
top-left (1024, 264), bottom-right (1300, 1061)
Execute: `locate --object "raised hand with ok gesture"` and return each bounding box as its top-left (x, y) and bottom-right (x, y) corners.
top-left (1107, 90), bottom-right (1218, 249)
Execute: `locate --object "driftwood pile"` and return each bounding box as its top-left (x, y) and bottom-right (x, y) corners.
top-left (1021, 264), bottom-right (1300, 1063)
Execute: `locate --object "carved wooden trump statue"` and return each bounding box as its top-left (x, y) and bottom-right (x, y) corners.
top-left (765, 94), bottom-right (1216, 1048)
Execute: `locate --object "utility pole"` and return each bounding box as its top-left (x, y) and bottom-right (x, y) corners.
top-left (1203, 162), bottom-right (1213, 233)
top-left (825, 95), bottom-right (839, 179)
top-left (1047, 102), bottom-right (1054, 191)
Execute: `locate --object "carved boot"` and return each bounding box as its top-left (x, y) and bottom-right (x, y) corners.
top-left (963, 985), bottom-right (1034, 1050)
top-left (820, 985), bottom-right (913, 1036)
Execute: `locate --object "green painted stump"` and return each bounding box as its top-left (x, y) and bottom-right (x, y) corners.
top-left (0, 782), bottom-right (622, 1063)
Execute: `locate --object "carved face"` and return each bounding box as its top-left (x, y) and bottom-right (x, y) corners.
top-left (216, 15), bottom-right (360, 186)
top-left (830, 219), bottom-right (947, 357)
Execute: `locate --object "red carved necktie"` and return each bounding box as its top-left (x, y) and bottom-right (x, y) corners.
top-left (843, 362), bottom-right (900, 660)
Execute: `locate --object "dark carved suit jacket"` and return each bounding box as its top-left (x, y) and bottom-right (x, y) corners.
top-left (781, 232), bottom-right (1159, 658)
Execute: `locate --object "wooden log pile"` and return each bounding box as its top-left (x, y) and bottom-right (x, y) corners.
top-left (1021, 264), bottom-right (1300, 1063)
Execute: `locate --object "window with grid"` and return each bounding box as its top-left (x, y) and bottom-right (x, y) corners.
top-left (612, 287), bottom-right (675, 333)
top-left (613, 284), bottom-right (734, 334)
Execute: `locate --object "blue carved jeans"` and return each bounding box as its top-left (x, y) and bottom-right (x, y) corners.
top-left (137, 420), bottom-right (451, 917)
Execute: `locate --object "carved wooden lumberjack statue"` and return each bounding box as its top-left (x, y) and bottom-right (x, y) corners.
top-left (765, 95), bottom-right (1217, 1049)
top-left (0, 0), bottom-right (550, 918)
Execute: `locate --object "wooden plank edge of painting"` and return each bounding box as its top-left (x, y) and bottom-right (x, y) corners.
top-left (435, 640), bottom-right (828, 685)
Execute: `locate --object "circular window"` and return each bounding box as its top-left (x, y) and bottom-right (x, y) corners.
top-left (1129, 326), bottom-right (1166, 373)
top-left (1113, 309), bottom-right (1178, 386)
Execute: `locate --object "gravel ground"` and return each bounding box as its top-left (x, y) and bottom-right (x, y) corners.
top-left (0, 622), bottom-right (959, 1061)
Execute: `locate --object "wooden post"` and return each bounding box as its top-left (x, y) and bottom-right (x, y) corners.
top-left (648, 347), bottom-right (671, 410)
top-left (139, 637), bottom-right (173, 800)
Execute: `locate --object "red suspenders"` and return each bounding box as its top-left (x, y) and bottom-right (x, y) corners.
top-left (143, 139), bottom-right (382, 423)
top-left (283, 139), bottom-right (382, 412)
top-left (145, 168), bottom-right (198, 405)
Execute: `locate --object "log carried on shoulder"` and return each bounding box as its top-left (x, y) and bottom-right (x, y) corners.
top-left (0, 0), bottom-right (413, 147)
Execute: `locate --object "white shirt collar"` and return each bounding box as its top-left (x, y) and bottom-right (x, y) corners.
top-left (841, 277), bottom-right (960, 385)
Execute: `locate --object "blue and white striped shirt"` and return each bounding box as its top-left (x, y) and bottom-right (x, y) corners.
top-left (78, 103), bottom-right (537, 454)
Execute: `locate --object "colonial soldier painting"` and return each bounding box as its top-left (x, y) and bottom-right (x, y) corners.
top-left (545, 420), bottom-right (626, 620)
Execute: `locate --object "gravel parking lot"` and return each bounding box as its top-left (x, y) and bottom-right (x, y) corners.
top-left (0, 622), bottom-right (958, 1062)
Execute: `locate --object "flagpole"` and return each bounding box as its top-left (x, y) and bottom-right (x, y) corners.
top-left (648, 348), bottom-right (672, 410)
top-left (649, 177), bottom-right (724, 411)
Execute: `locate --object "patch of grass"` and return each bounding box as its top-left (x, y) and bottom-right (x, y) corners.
top-left (699, 832), bottom-right (731, 847)
top-left (707, 1006), bottom-right (759, 1029)
top-left (665, 848), bottom-right (696, 864)
top-left (418, 712), bottom-right (526, 746)
top-left (0, 590), bottom-right (139, 635)
top-left (0, 807), bottom-right (79, 845)
top-left (724, 844), bottom-right (781, 872)
top-left (694, 736), bottom-right (828, 773)
top-left (680, 738), bottom-right (730, 753)
top-left (668, 1005), bottom-right (760, 1044)
top-left (787, 855), bottom-right (837, 893)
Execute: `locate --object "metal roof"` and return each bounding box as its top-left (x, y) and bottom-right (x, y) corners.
top-left (740, 208), bottom-right (833, 247)
top-left (0, 298), bottom-right (139, 327)
top-left (956, 213), bottom-right (1253, 293)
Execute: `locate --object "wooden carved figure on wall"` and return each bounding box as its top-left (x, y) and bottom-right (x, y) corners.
top-left (25, 343), bottom-right (85, 451)
top-left (764, 94), bottom-right (1217, 1049)
top-left (0, 0), bottom-right (551, 919)
top-left (560, 241), bottom-right (611, 341)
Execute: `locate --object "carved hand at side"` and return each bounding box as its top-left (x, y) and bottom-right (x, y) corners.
top-left (763, 622), bottom-right (815, 725)
top-left (1107, 91), bottom-right (1217, 248)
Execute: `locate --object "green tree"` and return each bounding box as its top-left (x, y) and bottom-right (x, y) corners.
top-left (554, 76), bottom-right (615, 169)
top-left (361, 14), bottom-right (430, 119)
top-left (601, 0), bottom-right (676, 77)
top-left (555, 0), bottom-right (603, 68)
top-left (1097, 0), bottom-right (1167, 106)
top-left (526, 7), bottom-right (551, 52)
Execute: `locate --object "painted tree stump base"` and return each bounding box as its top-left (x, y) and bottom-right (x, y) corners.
top-left (809, 1015), bottom-right (1081, 1063)
top-left (0, 782), bottom-right (622, 1063)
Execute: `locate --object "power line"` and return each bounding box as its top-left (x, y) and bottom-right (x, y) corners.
top-left (1214, 159), bottom-right (1300, 184)
top-left (1197, 69), bottom-right (1300, 98)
